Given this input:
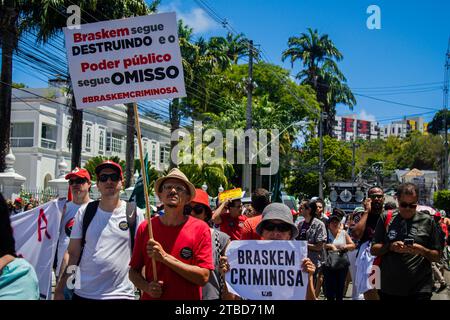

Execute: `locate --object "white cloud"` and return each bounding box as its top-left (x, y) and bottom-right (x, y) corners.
top-left (358, 109), bottom-right (377, 122)
top-left (159, 3), bottom-right (219, 34)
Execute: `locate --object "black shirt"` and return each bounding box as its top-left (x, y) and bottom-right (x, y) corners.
top-left (372, 210), bottom-right (443, 296)
top-left (360, 211), bottom-right (382, 244)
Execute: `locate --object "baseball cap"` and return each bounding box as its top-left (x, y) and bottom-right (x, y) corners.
top-left (14, 198), bottom-right (22, 204)
top-left (65, 167), bottom-right (91, 182)
top-left (95, 160), bottom-right (123, 178)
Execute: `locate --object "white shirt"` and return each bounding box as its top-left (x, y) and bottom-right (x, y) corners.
top-left (70, 200), bottom-right (144, 300)
top-left (56, 201), bottom-right (90, 277)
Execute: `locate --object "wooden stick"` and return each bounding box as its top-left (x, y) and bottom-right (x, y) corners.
top-left (133, 102), bottom-right (158, 281)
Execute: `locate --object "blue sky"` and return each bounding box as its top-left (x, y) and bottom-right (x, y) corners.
top-left (13, 0), bottom-right (450, 124)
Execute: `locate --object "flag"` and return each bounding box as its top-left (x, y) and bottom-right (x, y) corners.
top-left (10, 199), bottom-right (65, 299)
top-left (67, 185), bottom-right (73, 202)
top-left (271, 171), bottom-right (282, 203)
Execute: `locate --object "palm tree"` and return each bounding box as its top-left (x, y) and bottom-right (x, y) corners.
top-left (224, 32), bottom-right (248, 64)
top-left (282, 28), bottom-right (354, 136)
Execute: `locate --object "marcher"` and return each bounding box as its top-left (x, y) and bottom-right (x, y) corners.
top-left (54, 167), bottom-right (92, 300)
top-left (212, 196), bottom-right (247, 241)
top-left (54, 160), bottom-right (144, 300)
top-left (0, 192), bottom-right (39, 300)
top-left (352, 186), bottom-right (384, 300)
top-left (240, 188), bottom-right (271, 240)
top-left (295, 199), bottom-right (327, 296)
top-left (129, 168), bottom-right (214, 300)
top-left (430, 211), bottom-right (448, 293)
top-left (10, 198), bottom-right (23, 215)
top-left (371, 183), bottom-right (443, 300)
top-left (220, 203), bottom-right (317, 300)
top-left (187, 188), bottom-right (230, 300)
top-left (323, 210), bottom-right (355, 300)
top-left (23, 203), bottom-right (33, 212)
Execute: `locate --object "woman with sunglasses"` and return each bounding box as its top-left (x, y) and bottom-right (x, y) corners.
top-left (187, 189), bottom-right (231, 300)
top-left (323, 210), bottom-right (355, 300)
top-left (219, 203), bottom-right (317, 300)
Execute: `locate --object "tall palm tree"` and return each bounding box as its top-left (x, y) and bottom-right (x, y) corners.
top-left (224, 32), bottom-right (248, 64)
top-left (282, 28), bottom-right (354, 136)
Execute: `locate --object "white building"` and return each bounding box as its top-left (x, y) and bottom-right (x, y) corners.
top-left (333, 115), bottom-right (380, 141)
top-left (380, 117), bottom-right (428, 139)
top-left (10, 86), bottom-right (172, 189)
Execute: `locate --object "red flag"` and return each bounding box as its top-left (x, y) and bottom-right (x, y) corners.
top-left (67, 185), bottom-right (73, 201)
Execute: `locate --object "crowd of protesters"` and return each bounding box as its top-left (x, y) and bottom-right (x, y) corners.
top-left (1, 160), bottom-right (449, 301)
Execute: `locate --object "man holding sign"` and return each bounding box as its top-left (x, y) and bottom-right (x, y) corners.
top-left (129, 169), bottom-right (214, 300)
top-left (220, 203), bottom-right (316, 300)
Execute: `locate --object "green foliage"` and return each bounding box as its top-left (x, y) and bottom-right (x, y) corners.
top-left (286, 136), bottom-right (352, 198)
top-left (433, 190), bottom-right (450, 213)
top-left (427, 109), bottom-right (450, 135)
top-left (84, 156), bottom-right (125, 182)
top-left (12, 82), bottom-right (27, 88)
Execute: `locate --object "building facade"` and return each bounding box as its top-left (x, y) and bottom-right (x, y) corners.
top-left (333, 115), bottom-right (380, 141)
top-left (10, 86), bottom-right (171, 189)
top-left (380, 117), bottom-right (429, 139)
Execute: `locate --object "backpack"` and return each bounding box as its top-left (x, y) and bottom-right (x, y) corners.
top-left (77, 200), bottom-right (137, 265)
top-left (372, 210), bottom-right (394, 267)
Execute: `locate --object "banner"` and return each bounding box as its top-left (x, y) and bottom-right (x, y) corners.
top-left (225, 240), bottom-right (308, 300)
top-left (218, 188), bottom-right (244, 203)
top-left (64, 12), bottom-right (186, 108)
top-left (10, 199), bottom-right (65, 299)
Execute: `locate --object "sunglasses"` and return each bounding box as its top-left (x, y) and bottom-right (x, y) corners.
top-left (162, 184), bottom-right (187, 193)
top-left (399, 202), bottom-right (417, 209)
top-left (69, 178), bottom-right (87, 185)
top-left (186, 204), bottom-right (206, 215)
top-left (263, 222), bottom-right (292, 233)
top-left (369, 194), bottom-right (384, 199)
top-left (98, 173), bottom-right (121, 182)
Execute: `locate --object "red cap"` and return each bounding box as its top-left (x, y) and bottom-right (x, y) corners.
top-left (191, 189), bottom-right (212, 217)
top-left (434, 212), bottom-right (442, 218)
top-left (65, 167), bottom-right (91, 181)
top-left (95, 160), bottom-right (123, 178)
top-left (291, 209), bottom-right (298, 216)
top-left (14, 198), bottom-right (22, 204)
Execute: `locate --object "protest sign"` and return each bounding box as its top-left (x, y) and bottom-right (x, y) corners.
top-left (225, 240), bottom-right (308, 300)
top-left (10, 199), bottom-right (65, 299)
top-left (64, 12), bottom-right (185, 108)
top-left (218, 188), bottom-right (244, 203)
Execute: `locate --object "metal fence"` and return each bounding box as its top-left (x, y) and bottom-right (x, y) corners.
top-left (19, 187), bottom-right (59, 204)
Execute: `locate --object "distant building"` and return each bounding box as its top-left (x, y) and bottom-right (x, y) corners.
top-left (333, 115), bottom-right (380, 141)
top-left (380, 117), bottom-right (429, 139)
top-left (393, 168), bottom-right (438, 205)
top-left (9, 85), bottom-right (171, 189)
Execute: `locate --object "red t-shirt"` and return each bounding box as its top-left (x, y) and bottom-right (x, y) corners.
top-left (129, 215), bottom-right (214, 300)
top-left (240, 215), bottom-right (262, 240)
top-left (219, 211), bottom-right (247, 241)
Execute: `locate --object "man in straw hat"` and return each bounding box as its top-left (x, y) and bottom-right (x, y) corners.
top-left (129, 168), bottom-right (214, 300)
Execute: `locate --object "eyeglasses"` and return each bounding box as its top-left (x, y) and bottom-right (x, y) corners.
top-left (69, 178), bottom-right (87, 185)
top-left (98, 173), bottom-right (120, 183)
top-left (399, 202), bottom-right (417, 209)
top-left (162, 184), bottom-right (187, 193)
top-left (263, 222), bottom-right (292, 233)
top-left (369, 194), bottom-right (384, 199)
top-left (186, 204), bottom-right (205, 215)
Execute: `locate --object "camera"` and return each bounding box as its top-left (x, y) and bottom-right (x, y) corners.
top-left (404, 238), bottom-right (414, 246)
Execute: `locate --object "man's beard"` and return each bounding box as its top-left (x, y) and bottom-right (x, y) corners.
top-left (372, 202), bottom-right (383, 212)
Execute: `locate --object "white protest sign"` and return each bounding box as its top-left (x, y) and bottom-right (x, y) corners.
top-left (64, 12), bottom-right (186, 108)
top-left (10, 199), bottom-right (65, 299)
top-left (225, 240), bottom-right (308, 300)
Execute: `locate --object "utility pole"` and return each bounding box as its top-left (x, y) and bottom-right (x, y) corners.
top-left (443, 38), bottom-right (449, 189)
top-left (319, 111), bottom-right (325, 199)
top-left (243, 40), bottom-right (254, 194)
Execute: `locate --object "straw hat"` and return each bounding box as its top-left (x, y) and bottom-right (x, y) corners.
top-left (154, 168), bottom-right (196, 201)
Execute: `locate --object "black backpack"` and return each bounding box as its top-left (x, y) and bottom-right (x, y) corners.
top-left (77, 200), bottom-right (137, 265)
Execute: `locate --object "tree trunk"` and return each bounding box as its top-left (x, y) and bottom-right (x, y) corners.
top-left (169, 99), bottom-right (180, 169)
top-left (125, 103), bottom-right (135, 188)
top-left (69, 96), bottom-right (83, 169)
top-left (0, 1), bottom-right (17, 172)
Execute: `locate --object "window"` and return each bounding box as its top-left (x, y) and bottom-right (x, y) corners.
top-left (84, 123), bottom-right (92, 152)
top-left (111, 133), bottom-right (124, 153)
top-left (160, 146), bottom-right (170, 164)
top-left (98, 127), bottom-right (106, 154)
top-left (106, 132), bottom-right (112, 152)
top-left (151, 142), bottom-right (157, 165)
top-left (10, 123), bottom-right (34, 147)
top-left (41, 123), bottom-right (57, 149)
